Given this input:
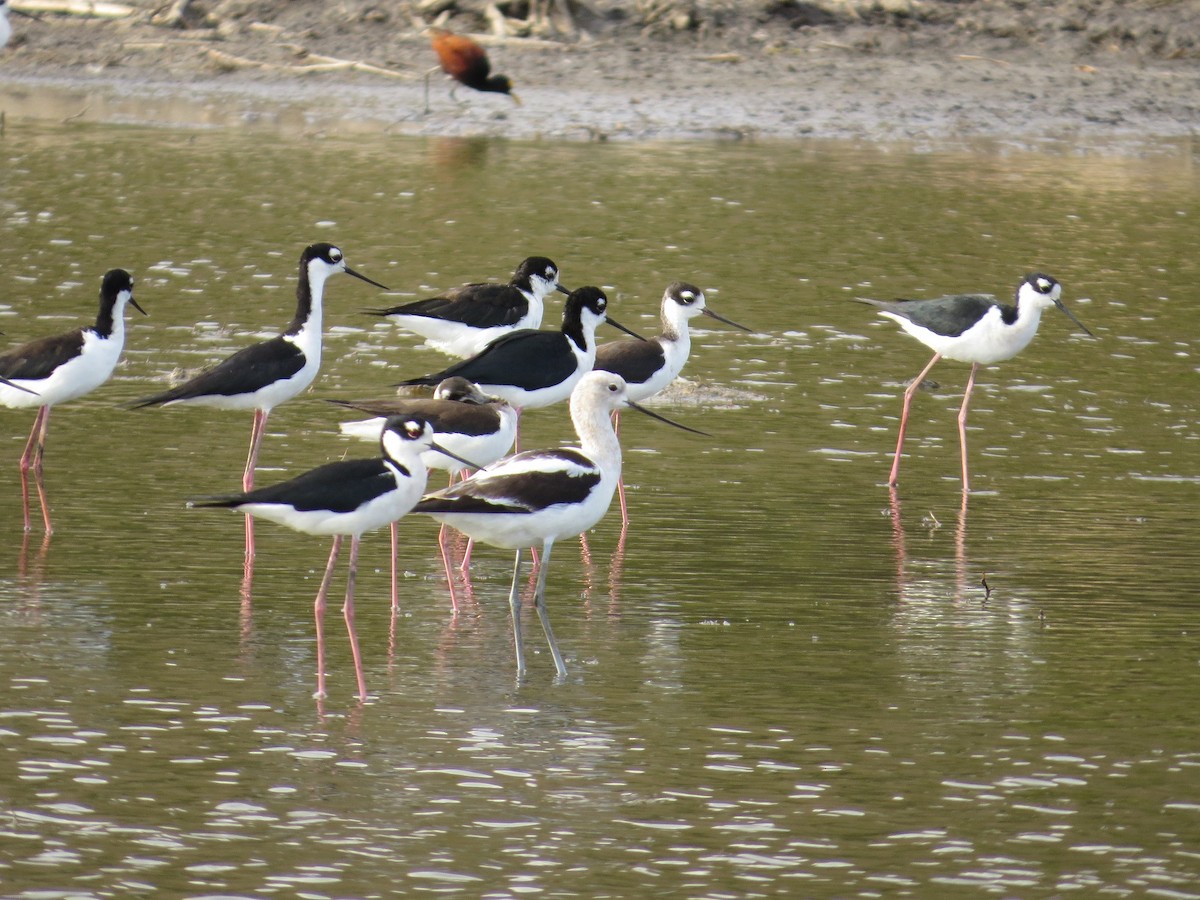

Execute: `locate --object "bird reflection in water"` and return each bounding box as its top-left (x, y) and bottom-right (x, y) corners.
top-left (887, 486), bottom-right (974, 604)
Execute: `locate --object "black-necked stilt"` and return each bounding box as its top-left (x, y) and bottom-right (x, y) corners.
top-left (594, 281), bottom-right (751, 526)
top-left (0, 268), bottom-right (146, 533)
top-left (130, 243), bottom-right (387, 563)
top-left (191, 417), bottom-right (472, 702)
top-left (330, 376), bottom-right (518, 611)
top-left (366, 257), bottom-right (569, 358)
top-left (395, 286), bottom-right (643, 435)
top-left (424, 27), bottom-right (520, 112)
top-left (857, 272), bottom-right (1093, 491)
top-left (413, 370), bottom-right (704, 679)
top-left (333, 377), bottom-right (517, 473)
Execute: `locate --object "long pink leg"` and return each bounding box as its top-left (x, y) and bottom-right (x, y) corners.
top-left (452, 470), bottom-right (476, 575)
top-left (343, 535), bottom-right (368, 703)
top-left (312, 535), bottom-right (343, 699)
top-left (957, 363), bottom-right (979, 492)
top-left (389, 521), bottom-right (400, 614)
top-left (243, 408), bottom-right (269, 565)
top-left (19, 406), bottom-right (48, 533)
top-left (31, 407), bottom-right (54, 534)
top-left (437, 524), bottom-right (461, 614)
top-left (888, 353), bottom-right (942, 487)
top-left (434, 470), bottom-right (462, 611)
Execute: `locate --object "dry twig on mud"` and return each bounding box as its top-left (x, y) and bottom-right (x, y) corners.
top-left (205, 47), bottom-right (413, 78)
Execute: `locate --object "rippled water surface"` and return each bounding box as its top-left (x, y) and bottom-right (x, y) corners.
top-left (1, 121), bottom-right (1198, 897)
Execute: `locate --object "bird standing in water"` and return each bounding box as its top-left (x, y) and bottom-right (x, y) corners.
top-left (425, 26), bottom-right (521, 112)
top-left (594, 281), bottom-right (751, 527)
top-left (413, 371), bottom-right (704, 679)
top-left (857, 273), bottom-right (1092, 491)
top-left (129, 244), bottom-right (387, 567)
top-left (0, 269), bottom-right (146, 534)
top-left (192, 417), bottom-right (473, 702)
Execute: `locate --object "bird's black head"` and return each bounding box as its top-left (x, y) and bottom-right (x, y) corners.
top-left (384, 416), bottom-right (430, 443)
top-left (486, 75), bottom-right (519, 102)
top-left (1023, 272), bottom-right (1059, 296)
top-left (304, 243), bottom-right (344, 266)
top-left (567, 285), bottom-right (608, 318)
top-left (101, 268), bottom-right (147, 315)
top-left (102, 268), bottom-right (134, 297)
top-left (668, 281), bottom-right (704, 307)
top-left (515, 256), bottom-right (559, 282)
top-left (434, 376), bottom-right (486, 404)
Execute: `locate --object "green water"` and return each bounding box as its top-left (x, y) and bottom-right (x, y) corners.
top-left (0, 120), bottom-right (1197, 897)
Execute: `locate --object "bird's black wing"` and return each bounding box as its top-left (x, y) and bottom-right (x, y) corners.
top-left (193, 458), bottom-right (399, 514)
top-left (594, 339), bottom-right (667, 386)
top-left (861, 294), bottom-right (1004, 338)
top-left (131, 336), bottom-right (305, 407)
top-left (371, 284), bottom-right (527, 328)
top-left (398, 331), bottom-right (576, 390)
top-left (414, 449), bottom-right (597, 515)
top-left (0, 329), bottom-right (87, 381)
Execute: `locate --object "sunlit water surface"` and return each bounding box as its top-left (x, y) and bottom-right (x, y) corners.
top-left (0, 121), bottom-right (1197, 897)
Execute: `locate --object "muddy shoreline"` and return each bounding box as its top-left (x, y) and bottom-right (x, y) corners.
top-left (2, 2), bottom-right (1199, 144)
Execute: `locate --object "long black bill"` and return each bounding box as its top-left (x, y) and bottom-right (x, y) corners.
top-left (702, 306), bottom-right (752, 333)
top-left (555, 283), bottom-right (572, 295)
top-left (131, 296), bottom-right (149, 316)
top-left (430, 441), bottom-right (483, 471)
top-left (605, 315), bottom-right (649, 342)
top-left (1054, 298), bottom-right (1094, 337)
top-left (0, 376), bottom-right (38, 396)
top-left (626, 398), bottom-right (709, 436)
top-left (346, 265), bottom-right (390, 291)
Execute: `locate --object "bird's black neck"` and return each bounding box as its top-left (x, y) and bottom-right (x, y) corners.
top-left (563, 314), bottom-right (588, 353)
top-left (285, 265), bottom-right (315, 336)
top-left (93, 297), bottom-right (117, 338)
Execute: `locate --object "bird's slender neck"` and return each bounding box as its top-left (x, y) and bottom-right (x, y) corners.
top-left (660, 301), bottom-right (693, 346)
top-left (563, 312), bottom-right (590, 355)
top-left (572, 400), bottom-right (622, 478)
top-left (286, 261), bottom-right (324, 337)
top-left (1010, 297), bottom-right (1046, 330)
top-left (93, 292), bottom-right (127, 339)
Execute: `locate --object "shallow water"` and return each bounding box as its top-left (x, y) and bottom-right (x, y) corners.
top-left (0, 121), bottom-right (1198, 897)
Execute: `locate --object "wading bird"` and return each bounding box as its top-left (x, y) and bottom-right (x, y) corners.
top-left (0, 269), bottom-right (145, 533)
top-left (857, 273), bottom-right (1092, 491)
top-left (130, 243), bottom-right (387, 565)
top-left (413, 371), bottom-right (704, 679)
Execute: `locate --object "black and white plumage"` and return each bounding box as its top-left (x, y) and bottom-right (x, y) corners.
top-left (0, 268), bottom-right (146, 533)
top-left (413, 370), bottom-right (704, 679)
top-left (191, 417), bottom-right (471, 702)
top-left (0, 329), bottom-right (38, 396)
top-left (366, 257), bottom-right (569, 358)
top-left (595, 281), bottom-right (751, 402)
top-left (130, 243), bottom-right (387, 564)
top-left (330, 376), bottom-right (518, 612)
top-left (857, 272), bottom-right (1093, 490)
top-left (332, 377), bottom-right (516, 477)
top-left (395, 286), bottom-right (643, 420)
top-left (594, 281), bottom-right (750, 527)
